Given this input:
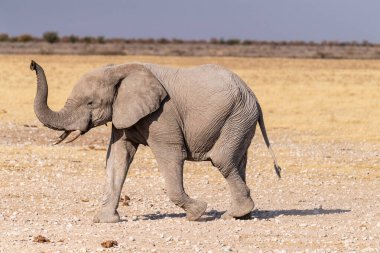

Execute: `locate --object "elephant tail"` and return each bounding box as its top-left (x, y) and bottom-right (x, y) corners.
top-left (257, 102), bottom-right (282, 178)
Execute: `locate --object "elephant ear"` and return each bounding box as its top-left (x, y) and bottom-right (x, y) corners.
top-left (112, 69), bottom-right (167, 129)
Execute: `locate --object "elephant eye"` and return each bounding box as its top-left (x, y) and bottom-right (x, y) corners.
top-left (87, 101), bottom-right (94, 107)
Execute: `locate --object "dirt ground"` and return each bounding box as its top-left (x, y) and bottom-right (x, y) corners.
top-left (0, 55), bottom-right (379, 252)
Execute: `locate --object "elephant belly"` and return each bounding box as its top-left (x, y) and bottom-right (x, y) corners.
top-left (182, 103), bottom-right (234, 161)
top-left (144, 63), bottom-right (256, 161)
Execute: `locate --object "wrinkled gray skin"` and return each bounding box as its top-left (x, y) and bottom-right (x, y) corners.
top-left (30, 60), bottom-right (281, 223)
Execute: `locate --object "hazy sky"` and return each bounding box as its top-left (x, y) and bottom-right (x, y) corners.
top-left (1, 0), bottom-right (379, 42)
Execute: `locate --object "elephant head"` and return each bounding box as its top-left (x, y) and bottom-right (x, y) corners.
top-left (30, 60), bottom-right (167, 143)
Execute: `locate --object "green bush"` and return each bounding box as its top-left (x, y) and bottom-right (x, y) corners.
top-left (43, 31), bottom-right (59, 43)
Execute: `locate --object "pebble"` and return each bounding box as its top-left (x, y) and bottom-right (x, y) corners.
top-left (223, 246), bottom-right (232, 252)
top-left (66, 223), bottom-right (73, 231)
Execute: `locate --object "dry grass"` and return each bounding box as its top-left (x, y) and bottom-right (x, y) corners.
top-left (1, 55), bottom-right (379, 141)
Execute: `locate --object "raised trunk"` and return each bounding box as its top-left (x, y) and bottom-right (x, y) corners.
top-left (30, 60), bottom-right (70, 130)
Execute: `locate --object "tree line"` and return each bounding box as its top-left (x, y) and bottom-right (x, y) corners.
top-left (0, 31), bottom-right (377, 47)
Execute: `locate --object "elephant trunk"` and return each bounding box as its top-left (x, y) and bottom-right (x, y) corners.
top-left (30, 60), bottom-right (71, 131)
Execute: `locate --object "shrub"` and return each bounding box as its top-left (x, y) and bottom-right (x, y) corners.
top-left (172, 38), bottom-right (184, 44)
top-left (0, 33), bottom-right (9, 42)
top-left (82, 36), bottom-right (95, 44)
top-left (68, 35), bottom-right (79, 43)
top-left (43, 31), bottom-right (59, 43)
top-left (97, 36), bottom-right (105, 44)
top-left (209, 38), bottom-right (219, 44)
top-left (108, 38), bottom-right (125, 44)
top-left (157, 38), bottom-right (170, 44)
top-left (242, 40), bottom-right (253, 45)
top-left (60, 35), bottom-right (79, 43)
top-left (136, 38), bottom-right (156, 44)
top-left (226, 39), bottom-right (241, 45)
top-left (18, 34), bottom-right (34, 42)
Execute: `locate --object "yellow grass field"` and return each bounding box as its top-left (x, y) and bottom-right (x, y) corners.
top-left (1, 55), bottom-right (379, 141)
top-left (0, 55), bottom-right (379, 251)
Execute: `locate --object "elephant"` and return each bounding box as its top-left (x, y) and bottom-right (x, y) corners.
top-left (30, 60), bottom-right (281, 223)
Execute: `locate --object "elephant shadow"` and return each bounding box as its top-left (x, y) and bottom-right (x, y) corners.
top-left (139, 207), bottom-right (351, 222)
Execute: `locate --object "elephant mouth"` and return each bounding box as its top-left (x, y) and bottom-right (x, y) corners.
top-left (53, 130), bottom-right (83, 145)
top-left (53, 120), bottom-right (96, 145)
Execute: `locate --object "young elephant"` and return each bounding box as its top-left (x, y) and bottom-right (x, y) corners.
top-left (30, 60), bottom-right (281, 223)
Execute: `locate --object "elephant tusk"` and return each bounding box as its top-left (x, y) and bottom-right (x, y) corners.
top-left (64, 130), bottom-right (82, 143)
top-left (53, 130), bottom-right (72, 145)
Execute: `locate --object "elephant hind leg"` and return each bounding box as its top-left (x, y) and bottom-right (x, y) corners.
top-left (238, 152), bottom-right (248, 183)
top-left (213, 163), bottom-right (254, 219)
top-left (152, 145), bottom-right (207, 221)
top-left (208, 115), bottom-right (256, 219)
top-left (210, 147), bottom-right (254, 219)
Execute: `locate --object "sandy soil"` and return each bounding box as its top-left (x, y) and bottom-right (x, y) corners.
top-left (0, 55), bottom-right (379, 252)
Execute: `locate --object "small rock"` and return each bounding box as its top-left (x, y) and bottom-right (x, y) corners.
top-left (66, 223), bottom-right (73, 231)
top-left (33, 235), bottom-right (50, 243)
top-left (129, 236), bottom-right (135, 241)
top-left (120, 195), bottom-right (131, 206)
top-left (223, 246), bottom-right (232, 252)
top-left (101, 240), bottom-right (118, 248)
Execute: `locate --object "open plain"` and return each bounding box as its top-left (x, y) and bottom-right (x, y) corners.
top-left (0, 55), bottom-right (379, 252)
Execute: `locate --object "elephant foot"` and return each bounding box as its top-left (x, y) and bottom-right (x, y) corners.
top-left (222, 197), bottom-right (254, 220)
top-left (222, 212), bottom-right (252, 220)
top-left (236, 212), bottom-right (252, 220)
top-left (93, 210), bottom-right (120, 223)
top-left (184, 199), bottom-right (207, 221)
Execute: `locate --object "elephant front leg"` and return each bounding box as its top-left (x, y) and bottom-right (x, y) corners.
top-left (93, 128), bottom-right (137, 223)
